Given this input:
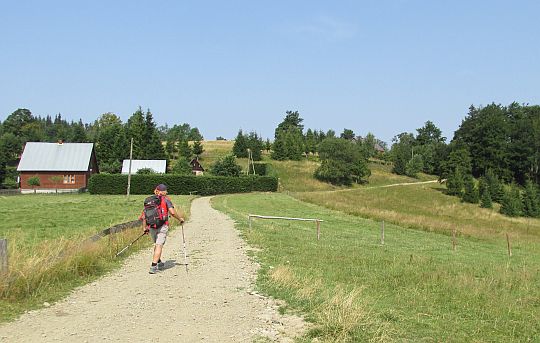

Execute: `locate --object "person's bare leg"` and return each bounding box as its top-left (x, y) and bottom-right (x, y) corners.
top-left (152, 244), bottom-right (163, 263)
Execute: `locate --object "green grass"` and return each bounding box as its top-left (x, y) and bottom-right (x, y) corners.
top-left (268, 159), bottom-right (437, 193)
top-left (296, 183), bottom-right (540, 244)
top-left (0, 193), bottom-right (192, 322)
top-left (213, 193), bottom-right (540, 342)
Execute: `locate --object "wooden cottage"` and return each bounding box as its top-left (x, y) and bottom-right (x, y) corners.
top-left (17, 142), bottom-right (99, 193)
top-left (190, 157), bottom-right (205, 176)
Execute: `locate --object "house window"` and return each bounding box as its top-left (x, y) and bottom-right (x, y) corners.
top-left (63, 175), bottom-right (75, 184)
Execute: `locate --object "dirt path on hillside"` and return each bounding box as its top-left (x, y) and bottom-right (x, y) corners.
top-left (317, 179), bottom-right (440, 194)
top-left (0, 197), bottom-right (307, 342)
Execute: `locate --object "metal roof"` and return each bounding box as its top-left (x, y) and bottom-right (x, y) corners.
top-left (121, 160), bottom-right (167, 174)
top-left (17, 142), bottom-right (95, 172)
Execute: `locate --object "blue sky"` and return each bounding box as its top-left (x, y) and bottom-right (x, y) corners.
top-left (1, 1), bottom-right (539, 144)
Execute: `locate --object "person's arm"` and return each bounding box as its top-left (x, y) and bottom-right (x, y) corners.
top-left (139, 211), bottom-right (149, 233)
top-left (169, 207), bottom-right (185, 223)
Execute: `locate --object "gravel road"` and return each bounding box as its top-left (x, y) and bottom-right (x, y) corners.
top-left (0, 197), bottom-right (306, 342)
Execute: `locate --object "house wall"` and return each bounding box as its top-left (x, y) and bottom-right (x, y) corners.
top-left (20, 171), bottom-right (90, 190)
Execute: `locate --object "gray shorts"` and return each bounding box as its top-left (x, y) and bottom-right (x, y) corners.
top-left (150, 225), bottom-right (169, 245)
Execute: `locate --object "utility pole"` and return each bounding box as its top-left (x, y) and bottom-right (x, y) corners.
top-left (127, 138), bottom-right (133, 197)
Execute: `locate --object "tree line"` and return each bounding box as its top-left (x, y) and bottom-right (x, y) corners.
top-left (388, 103), bottom-right (540, 218)
top-left (0, 107), bottom-right (204, 187)
top-left (232, 111), bottom-right (379, 185)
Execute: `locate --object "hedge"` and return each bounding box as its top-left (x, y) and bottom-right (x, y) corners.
top-left (253, 163), bottom-right (268, 176)
top-left (88, 174), bottom-right (278, 195)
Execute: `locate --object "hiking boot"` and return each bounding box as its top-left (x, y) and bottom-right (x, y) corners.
top-left (149, 265), bottom-right (158, 274)
top-left (157, 261), bottom-right (165, 270)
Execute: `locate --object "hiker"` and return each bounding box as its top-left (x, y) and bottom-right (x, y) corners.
top-left (141, 184), bottom-right (185, 274)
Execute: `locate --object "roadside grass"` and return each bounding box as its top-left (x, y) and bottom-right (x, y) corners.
top-left (213, 193), bottom-right (540, 342)
top-left (0, 193), bottom-right (192, 322)
top-left (296, 183), bottom-right (540, 244)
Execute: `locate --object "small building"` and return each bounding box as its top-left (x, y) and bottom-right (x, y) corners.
top-left (17, 141), bottom-right (99, 193)
top-left (190, 157), bottom-right (205, 176)
top-left (121, 160), bottom-right (167, 174)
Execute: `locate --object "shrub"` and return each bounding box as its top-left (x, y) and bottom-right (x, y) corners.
top-left (88, 174), bottom-right (278, 195)
top-left (522, 181), bottom-right (540, 217)
top-left (171, 159), bottom-right (192, 175)
top-left (479, 177), bottom-right (492, 208)
top-left (253, 163), bottom-right (268, 176)
top-left (500, 185), bottom-right (523, 217)
top-left (136, 168), bottom-right (157, 175)
top-left (211, 154), bottom-right (241, 177)
top-left (461, 174), bottom-right (479, 203)
top-left (446, 168), bottom-right (464, 196)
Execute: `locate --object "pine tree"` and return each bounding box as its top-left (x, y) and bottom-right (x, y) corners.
top-left (127, 107), bottom-right (146, 159)
top-left (143, 109), bottom-right (166, 159)
top-left (113, 125), bottom-right (130, 162)
top-left (461, 174), bottom-right (479, 203)
top-left (484, 169), bottom-right (504, 202)
top-left (165, 137), bottom-right (177, 160)
top-left (192, 139), bottom-right (204, 156)
top-left (177, 140), bottom-right (192, 161)
top-left (479, 177), bottom-right (493, 208)
top-left (265, 138), bottom-right (272, 153)
top-left (71, 120), bottom-right (87, 142)
top-left (171, 158), bottom-right (192, 175)
top-left (304, 129), bottom-right (316, 154)
top-left (232, 130), bottom-right (248, 158)
top-left (500, 185), bottom-right (523, 217)
top-left (446, 167), bottom-right (464, 196)
top-left (211, 154), bottom-right (241, 177)
top-left (522, 181), bottom-right (540, 217)
top-left (247, 131), bottom-right (263, 161)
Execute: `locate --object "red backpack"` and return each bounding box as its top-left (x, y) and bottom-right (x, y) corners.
top-left (143, 195), bottom-right (167, 228)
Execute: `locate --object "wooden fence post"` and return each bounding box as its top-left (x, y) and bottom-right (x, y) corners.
top-left (0, 239), bottom-right (7, 274)
top-left (316, 220), bottom-right (321, 240)
top-left (506, 233), bottom-right (512, 257)
top-left (452, 228), bottom-right (457, 251)
top-left (381, 221), bottom-right (385, 245)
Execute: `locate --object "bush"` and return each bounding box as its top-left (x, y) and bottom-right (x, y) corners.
top-left (136, 168), bottom-right (157, 175)
top-left (88, 174), bottom-right (278, 195)
top-left (479, 177), bottom-right (492, 208)
top-left (171, 159), bottom-right (192, 175)
top-left (500, 185), bottom-right (523, 217)
top-left (461, 174), bottom-right (479, 203)
top-left (211, 154), bottom-right (242, 177)
top-left (253, 163), bottom-right (268, 176)
top-left (446, 168), bottom-right (464, 196)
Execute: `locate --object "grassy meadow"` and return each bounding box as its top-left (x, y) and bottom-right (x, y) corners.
top-left (297, 183), bottom-right (540, 244)
top-left (213, 193), bottom-right (540, 342)
top-left (196, 140), bottom-right (235, 167)
top-left (0, 194), bottom-right (192, 321)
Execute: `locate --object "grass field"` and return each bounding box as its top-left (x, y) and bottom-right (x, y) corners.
top-left (213, 193), bottom-right (540, 342)
top-left (297, 183), bottom-right (540, 244)
top-left (0, 194), bottom-right (192, 322)
top-left (196, 140), bottom-right (234, 167)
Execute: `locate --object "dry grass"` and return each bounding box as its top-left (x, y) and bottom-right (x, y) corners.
top-left (0, 228), bottom-right (145, 301)
top-left (297, 183), bottom-right (540, 243)
top-left (196, 140), bottom-right (234, 167)
top-left (268, 265), bottom-right (393, 342)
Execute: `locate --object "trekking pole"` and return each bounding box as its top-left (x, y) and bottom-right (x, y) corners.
top-left (115, 232), bottom-right (146, 257)
top-left (181, 223), bottom-right (188, 273)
